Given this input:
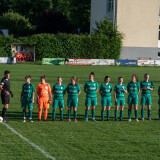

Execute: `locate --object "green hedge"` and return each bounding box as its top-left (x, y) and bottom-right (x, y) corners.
top-left (0, 33), bottom-right (122, 60)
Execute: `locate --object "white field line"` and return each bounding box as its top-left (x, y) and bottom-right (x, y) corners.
top-left (2, 123), bottom-right (56, 160)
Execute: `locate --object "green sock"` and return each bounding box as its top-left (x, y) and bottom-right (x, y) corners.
top-left (23, 109), bottom-right (26, 118)
top-left (120, 110), bottom-right (123, 119)
top-left (68, 110), bottom-right (71, 119)
top-left (141, 109), bottom-right (144, 119)
top-left (60, 110), bottom-right (63, 120)
top-left (29, 110), bottom-right (32, 118)
top-left (53, 110), bottom-right (56, 120)
top-left (115, 110), bottom-right (118, 119)
top-left (101, 110), bottom-right (104, 119)
top-left (148, 110), bottom-right (151, 119)
top-left (74, 111), bottom-right (77, 119)
top-left (107, 110), bottom-right (110, 119)
top-left (92, 109), bottom-right (95, 119)
top-left (159, 109), bottom-right (160, 119)
top-left (85, 109), bottom-right (89, 118)
top-left (128, 109), bottom-right (131, 119)
top-left (135, 110), bottom-right (138, 119)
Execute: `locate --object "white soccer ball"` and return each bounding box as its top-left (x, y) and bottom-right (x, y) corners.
top-left (0, 116), bottom-right (3, 123)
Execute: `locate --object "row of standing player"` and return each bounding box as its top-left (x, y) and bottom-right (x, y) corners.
top-left (0, 71), bottom-right (158, 122)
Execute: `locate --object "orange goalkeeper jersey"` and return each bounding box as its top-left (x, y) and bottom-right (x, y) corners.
top-left (37, 83), bottom-right (51, 101)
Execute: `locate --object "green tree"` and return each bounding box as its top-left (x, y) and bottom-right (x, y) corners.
top-left (0, 0), bottom-right (14, 15)
top-left (13, 0), bottom-right (52, 25)
top-left (0, 12), bottom-right (35, 36)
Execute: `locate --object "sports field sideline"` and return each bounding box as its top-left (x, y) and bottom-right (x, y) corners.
top-left (0, 64), bottom-right (160, 160)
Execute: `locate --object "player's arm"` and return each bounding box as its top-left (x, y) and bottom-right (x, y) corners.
top-left (78, 85), bottom-right (81, 96)
top-left (122, 86), bottom-right (127, 93)
top-left (37, 92), bottom-right (40, 104)
top-left (114, 91), bottom-right (117, 102)
top-left (84, 83), bottom-right (87, 93)
top-left (96, 83), bottom-right (99, 93)
top-left (32, 92), bottom-right (35, 103)
top-left (147, 82), bottom-right (154, 91)
top-left (99, 85), bottom-right (102, 95)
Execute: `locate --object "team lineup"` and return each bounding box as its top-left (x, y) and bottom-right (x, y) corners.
top-left (0, 70), bottom-right (159, 123)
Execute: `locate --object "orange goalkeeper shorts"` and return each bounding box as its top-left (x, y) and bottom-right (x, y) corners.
top-left (37, 101), bottom-right (49, 109)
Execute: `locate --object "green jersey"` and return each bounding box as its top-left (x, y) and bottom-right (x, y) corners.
top-left (140, 81), bottom-right (154, 95)
top-left (84, 81), bottom-right (98, 98)
top-left (66, 83), bottom-right (81, 97)
top-left (52, 83), bottom-right (65, 100)
top-left (127, 81), bottom-right (140, 96)
top-left (99, 83), bottom-right (112, 97)
top-left (114, 84), bottom-right (127, 98)
top-left (22, 83), bottom-right (35, 100)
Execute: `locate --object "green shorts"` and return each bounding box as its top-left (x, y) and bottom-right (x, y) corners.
top-left (141, 94), bottom-right (152, 105)
top-left (67, 96), bottom-right (78, 107)
top-left (101, 96), bottom-right (112, 107)
top-left (128, 95), bottom-right (138, 104)
top-left (115, 98), bottom-right (125, 106)
top-left (53, 98), bottom-right (64, 109)
top-left (21, 100), bottom-right (33, 110)
top-left (85, 97), bottom-right (97, 107)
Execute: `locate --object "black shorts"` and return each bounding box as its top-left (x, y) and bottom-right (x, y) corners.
top-left (1, 94), bottom-right (10, 104)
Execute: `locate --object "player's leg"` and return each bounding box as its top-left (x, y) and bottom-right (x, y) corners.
top-left (67, 97), bottom-right (72, 122)
top-left (115, 99), bottom-right (120, 121)
top-left (1, 94), bottom-right (9, 122)
top-left (59, 99), bottom-right (64, 121)
top-left (37, 101), bottom-right (43, 121)
top-left (85, 98), bottom-right (91, 122)
top-left (120, 99), bottom-right (125, 121)
top-left (147, 96), bottom-right (152, 120)
top-left (44, 102), bottom-right (49, 121)
top-left (141, 95), bottom-right (146, 121)
top-left (28, 102), bottom-right (33, 122)
top-left (73, 98), bottom-right (78, 122)
top-left (106, 97), bottom-right (112, 121)
top-left (91, 97), bottom-right (97, 122)
top-left (101, 97), bottom-right (106, 121)
top-left (52, 99), bottom-right (58, 121)
top-left (21, 101), bottom-right (26, 122)
top-left (134, 104), bottom-right (139, 122)
top-left (128, 96), bottom-right (132, 121)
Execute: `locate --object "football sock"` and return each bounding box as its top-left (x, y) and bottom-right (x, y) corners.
top-left (68, 110), bottom-right (71, 119)
top-left (101, 110), bottom-right (104, 119)
top-left (141, 109), bottom-right (144, 119)
top-left (85, 109), bottom-right (89, 118)
top-left (53, 110), bottom-right (56, 120)
top-left (148, 110), bottom-right (151, 119)
top-left (107, 110), bottom-right (110, 119)
top-left (120, 110), bottom-right (123, 119)
top-left (115, 110), bottom-right (118, 119)
top-left (74, 111), bottom-right (77, 119)
top-left (44, 110), bottom-right (48, 120)
top-left (135, 110), bottom-right (138, 119)
top-left (60, 110), bottom-right (63, 120)
top-left (38, 110), bottom-right (42, 120)
top-left (92, 109), bottom-right (95, 119)
top-left (159, 109), bottom-right (160, 119)
top-left (128, 109), bottom-right (131, 119)
top-left (29, 110), bottom-right (32, 118)
top-left (2, 108), bottom-right (7, 119)
top-left (23, 109), bottom-right (26, 118)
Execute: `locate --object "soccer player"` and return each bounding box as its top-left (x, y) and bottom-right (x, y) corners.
top-left (66, 77), bottom-right (81, 122)
top-left (0, 70), bottom-right (13, 122)
top-left (127, 74), bottom-right (140, 122)
top-left (21, 76), bottom-right (35, 122)
top-left (140, 73), bottom-right (154, 121)
top-left (52, 77), bottom-right (65, 121)
top-left (114, 77), bottom-right (127, 121)
top-left (37, 75), bottom-right (52, 121)
top-left (99, 76), bottom-right (112, 121)
top-left (84, 72), bottom-right (98, 122)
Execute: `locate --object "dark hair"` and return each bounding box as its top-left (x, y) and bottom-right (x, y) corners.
top-left (144, 73), bottom-right (149, 77)
top-left (25, 75), bottom-right (31, 79)
top-left (72, 76), bottom-right (79, 84)
top-left (104, 76), bottom-right (110, 81)
top-left (132, 74), bottom-right (138, 82)
top-left (4, 70), bottom-right (10, 75)
top-left (90, 72), bottom-right (95, 77)
top-left (41, 75), bottom-right (46, 79)
top-left (118, 77), bottom-right (123, 81)
top-left (57, 77), bottom-right (62, 80)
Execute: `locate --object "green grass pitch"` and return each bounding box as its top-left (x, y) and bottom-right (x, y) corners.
top-left (0, 64), bottom-right (160, 160)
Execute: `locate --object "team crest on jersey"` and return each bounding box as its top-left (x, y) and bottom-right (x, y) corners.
top-left (94, 83), bottom-right (95, 86)
top-left (109, 86), bottom-right (110, 88)
top-left (45, 86), bottom-right (48, 89)
top-left (61, 87), bottom-right (63, 89)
